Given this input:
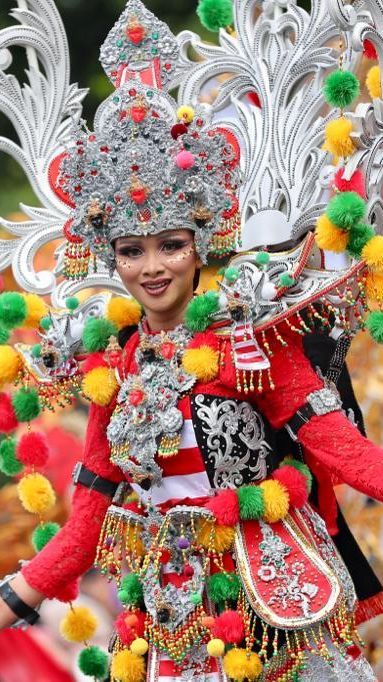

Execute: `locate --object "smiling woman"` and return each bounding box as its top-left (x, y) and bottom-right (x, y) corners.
top-left (114, 230), bottom-right (202, 331)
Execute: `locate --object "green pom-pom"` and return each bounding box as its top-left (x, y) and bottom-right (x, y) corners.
top-left (224, 266), bottom-right (239, 283)
top-left (0, 326), bottom-right (10, 344)
top-left (323, 70), bottom-right (360, 109)
top-left (78, 646), bottom-right (109, 679)
top-left (327, 191), bottom-right (366, 230)
top-left (31, 343), bottom-right (41, 358)
top-left (0, 292), bottom-right (27, 329)
top-left (185, 291), bottom-right (220, 332)
top-left (283, 457), bottom-right (312, 492)
top-left (0, 437), bottom-right (23, 476)
top-left (82, 318), bottom-right (118, 352)
top-left (40, 316), bottom-right (52, 330)
top-left (66, 296), bottom-right (80, 311)
top-left (255, 251), bottom-right (270, 266)
top-left (237, 485), bottom-right (265, 520)
top-left (190, 592), bottom-right (202, 605)
top-left (366, 310), bottom-right (383, 343)
top-left (32, 522), bottom-right (60, 552)
top-left (347, 223), bottom-right (375, 259)
top-left (197, 0), bottom-right (233, 32)
top-left (279, 273), bottom-right (295, 287)
top-left (12, 387), bottom-right (41, 422)
top-left (207, 572), bottom-right (240, 604)
top-left (118, 573), bottom-right (143, 606)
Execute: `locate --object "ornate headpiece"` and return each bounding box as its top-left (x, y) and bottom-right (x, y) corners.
top-left (55, 0), bottom-right (240, 275)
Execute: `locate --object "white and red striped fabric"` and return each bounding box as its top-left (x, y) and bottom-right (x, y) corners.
top-left (232, 324), bottom-right (270, 371)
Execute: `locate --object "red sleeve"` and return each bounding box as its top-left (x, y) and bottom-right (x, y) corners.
top-left (244, 329), bottom-right (383, 503)
top-left (21, 403), bottom-right (123, 599)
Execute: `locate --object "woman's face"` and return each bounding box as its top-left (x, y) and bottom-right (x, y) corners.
top-left (114, 229), bottom-right (202, 326)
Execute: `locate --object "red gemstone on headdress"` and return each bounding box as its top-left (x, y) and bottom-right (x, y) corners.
top-left (164, 63), bottom-right (172, 71)
top-left (129, 89), bottom-right (137, 97)
top-left (196, 118), bottom-right (204, 127)
top-left (91, 170), bottom-right (98, 176)
top-left (125, 24), bottom-right (145, 45)
top-left (100, 145), bottom-right (109, 153)
top-left (132, 165), bottom-right (139, 172)
top-left (119, 110), bottom-right (128, 121)
top-left (206, 164), bottom-right (213, 171)
top-left (138, 208), bottom-right (151, 222)
top-left (131, 105), bottom-right (147, 123)
top-left (129, 389), bottom-right (145, 406)
top-left (171, 123), bottom-right (188, 140)
top-left (74, 185), bottom-right (82, 193)
top-left (130, 187), bottom-right (148, 205)
top-left (163, 188), bottom-right (172, 196)
top-left (89, 134), bottom-right (96, 142)
top-left (159, 549), bottom-right (171, 564)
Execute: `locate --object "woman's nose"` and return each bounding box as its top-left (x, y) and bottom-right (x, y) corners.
top-left (142, 249), bottom-right (165, 276)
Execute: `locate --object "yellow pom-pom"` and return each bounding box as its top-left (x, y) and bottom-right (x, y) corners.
top-left (22, 294), bottom-right (48, 328)
top-left (259, 479), bottom-right (289, 523)
top-left (207, 638), bottom-right (225, 657)
top-left (82, 366), bottom-right (118, 406)
top-left (223, 648), bottom-right (263, 681)
top-left (130, 638), bottom-right (149, 656)
top-left (362, 235), bottom-right (383, 273)
top-left (365, 271), bottom-right (383, 302)
top-left (59, 605), bottom-right (98, 643)
top-left (366, 65), bottom-right (381, 99)
top-left (196, 519), bottom-right (235, 552)
top-left (182, 346), bottom-right (219, 382)
top-left (177, 105), bottom-right (195, 123)
top-left (106, 297), bottom-right (142, 330)
top-left (111, 649), bottom-right (146, 682)
top-left (18, 473), bottom-right (56, 515)
top-left (315, 215), bottom-right (349, 253)
top-left (323, 117), bottom-right (355, 158)
top-left (0, 346), bottom-right (22, 387)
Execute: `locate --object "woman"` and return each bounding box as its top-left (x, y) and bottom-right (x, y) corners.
top-left (1, 6), bottom-right (383, 682)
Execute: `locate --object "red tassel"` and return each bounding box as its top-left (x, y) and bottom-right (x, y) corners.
top-left (355, 590), bottom-right (383, 625)
top-left (17, 431), bottom-right (50, 467)
top-left (272, 466), bottom-right (309, 508)
top-left (0, 393), bottom-right (18, 433)
top-left (212, 610), bottom-right (245, 644)
top-left (206, 489), bottom-right (240, 526)
top-left (334, 168), bottom-right (366, 198)
top-left (364, 39), bottom-right (378, 61)
top-left (55, 579), bottom-right (79, 603)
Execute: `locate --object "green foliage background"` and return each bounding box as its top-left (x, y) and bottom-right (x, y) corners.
top-left (0, 0), bottom-right (310, 217)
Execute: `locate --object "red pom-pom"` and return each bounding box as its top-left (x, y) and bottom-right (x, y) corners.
top-left (175, 150), bottom-right (195, 170)
top-left (206, 489), bottom-right (240, 526)
top-left (272, 466), bottom-right (309, 508)
top-left (17, 431), bottom-right (50, 467)
top-left (187, 330), bottom-right (220, 351)
top-left (0, 393), bottom-right (18, 433)
top-left (334, 168), bottom-right (366, 198)
top-left (171, 123), bottom-right (188, 139)
top-left (212, 610), bottom-right (245, 644)
top-left (115, 610), bottom-right (145, 645)
top-left (55, 579), bottom-right (79, 603)
top-left (364, 39), bottom-right (377, 61)
top-left (82, 351), bottom-right (108, 373)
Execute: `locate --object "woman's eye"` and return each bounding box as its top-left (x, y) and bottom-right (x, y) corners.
top-left (162, 241), bottom-right (188, 253)
top-left (117, 247), bottom-right (142, 258)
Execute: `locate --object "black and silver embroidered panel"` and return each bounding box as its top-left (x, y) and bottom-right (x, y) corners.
top-left (190, 394), bottom-right (276, 489)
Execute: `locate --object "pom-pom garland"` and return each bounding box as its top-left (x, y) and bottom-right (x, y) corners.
top-left (366, 310), bottom-right (383, 343)
top-left (82, 317), bottom-right (118, 352)
top-left (0, 346), bottom-right (22, 387)
top-left (315, 215), bottom-right (349, 253)
top-left (207, 572), bottom-right (241, 604)
top-left (326, 191), bottom-right (366, 230)
top-left (17, 431), bottom-right (50, 467)
top-left (347, 223), bottom-right (375, 260)
top-left (259, 479), bottom-right (290, 523)
top-left (223, 647), bottom-right (263, 681)
top-left (0, 326), bottom-right (10, 344)
top-left (362, 235), bottom-right (383, 272)
top-left (237, 485), bottom-right (265, 520)
top-left (283, 457), bottom-right (313, 491)
top-left (323, 70), bottom-right (360, 109)
top-left (212, 610), bottom-right (245, 644)
top-left (196, 0), bottom-right (234, 33)
top-left (0, 393), bottom-right (18, 433)
top-left (118, 573), bottom-right (144, 606)
top-left (18, 472), bottom-right (56, 514)
top-left (60, 605), bottom-right (98, 643)
top-left (32, 522), bottom-right (60, 551)
top-left (12, 387), bottom-right (41, 422)
top-left (272, 465), bottom-right (309, 508)
top-left (22, 293), bottom-right (48, 328)
top-left (82, 366), bottom-right (119, 406)
top-left (0, 437), bottom-right (23, 476)
top-left (334, 168), bottom-right (366, 198)
top-left (196, 519), bottom-right (235, 552)
top-left (185, 291), bottom-right (220, 331)
top-left (0, 292), bottom-right (27, 329)
top-left (182, 345), bottom-right (219, 382)
top-left (130, 638), bottom-right (149, 656)
top-left (206, 638), bottom-right (226, 657)
top-left (366, 65), bottom-right (381, 99)
top-left (323, 117), bottom-right (355, 158)
top-left (78, 646), bottom-right (109, 679)
top-left (65, 296), bottom-right (80, 311)
top-left (365, 272), bottom-right (383, 302)
top-left (106, 296), bottom-right (142, 330)
top-left (205, 488), bottom-right (239, 526)
top-left (111, 649), bottom-right (146, 682)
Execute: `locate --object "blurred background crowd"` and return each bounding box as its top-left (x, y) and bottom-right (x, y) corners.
top-left (1, 0), bottom-right (383, 680)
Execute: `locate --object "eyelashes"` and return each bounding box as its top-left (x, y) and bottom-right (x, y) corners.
top-left (115, 240), bottom-right (192, 259)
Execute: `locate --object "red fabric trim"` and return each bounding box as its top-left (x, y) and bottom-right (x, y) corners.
top-left (355, 590), bottom-right (383, 625)
top-left (159, 447), bottom-right (206, 476)
top-left (158, 495), bottom-right (211, 514)
top-left (159, 658), bottom-right (218, 675)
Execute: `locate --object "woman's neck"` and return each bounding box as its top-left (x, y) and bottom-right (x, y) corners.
top-left (144, 297), bottom-right (191, 332)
